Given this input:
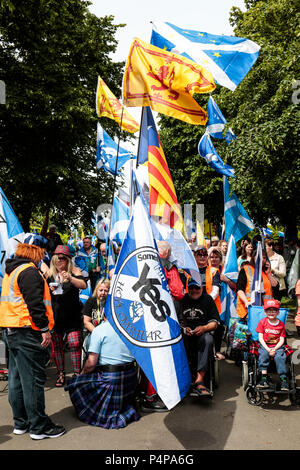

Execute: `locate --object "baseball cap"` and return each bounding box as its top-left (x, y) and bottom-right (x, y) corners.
top-left (188, 278), bottom-right (202, 289)
top-left (53, 245), bottom-right (72, 258)
top-left (194, 245), bottom-right (208, 254)
top-left (264, 299), bottom-right (280, 310)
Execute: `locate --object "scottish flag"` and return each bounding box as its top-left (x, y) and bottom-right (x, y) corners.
top-left (220, 235), bottom-right (238, 326)
top-left (105, 195), bottom-right (191, 409)
top-left (198, 132), bottom-right (235, 177)
top-left (251, 241), bottom-right (263, 306)
top-left (110, 196), bottom-right (130, 246)
top-left (207, 96), bottom-right (236, 143)
top-left (96, 123), bottom-right (135, 175)
top-left (224, 177), bottom-right (254, 243)
top-left (151, 21), bottom-right (260, 91)
top-left (79, 279), bottom-right (93, 305)
top-left (0, 188), bottom-right (25, 289)
top-left (151, 220), bottom-right (202, 287)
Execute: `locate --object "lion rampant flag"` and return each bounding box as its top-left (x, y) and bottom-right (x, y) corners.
top-left (123, 38), bottom-right (215, 125)
top-left (96, 76), bottom-right (139, 133)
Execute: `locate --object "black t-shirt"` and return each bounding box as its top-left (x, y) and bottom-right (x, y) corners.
top-left (181, 293), bottom-right (220, 331)
top-left (82, 296), bottom-right (106, 327)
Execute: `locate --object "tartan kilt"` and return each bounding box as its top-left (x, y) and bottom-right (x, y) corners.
top-left (65, 366), bottom-right (140, 429)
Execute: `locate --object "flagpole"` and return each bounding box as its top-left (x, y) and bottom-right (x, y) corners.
top-left (105, 104), bottom-right (125, 278)
top-left (136, 107), bottom-right (145, 168)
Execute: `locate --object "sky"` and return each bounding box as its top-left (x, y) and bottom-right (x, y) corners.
top-left (89, 0), bottom-right (247, 185)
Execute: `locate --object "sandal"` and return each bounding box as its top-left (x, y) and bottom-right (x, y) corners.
top-left (55, 371), bottom-right (65, 387)
top-left (193, 381), bottom-right (210, 396)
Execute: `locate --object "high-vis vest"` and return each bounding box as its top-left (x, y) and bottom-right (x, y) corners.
top-left (205, 266), bottom-right (221, 314)
top-left (236, 265), bottom-right (273, 319)
top-left (0, 262), bottom-right (54, 331)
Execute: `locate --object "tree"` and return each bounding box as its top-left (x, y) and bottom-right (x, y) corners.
top-left (0, 0), bottom-right (126, 232)
top-left (159, 0), bottom-right (300, 238)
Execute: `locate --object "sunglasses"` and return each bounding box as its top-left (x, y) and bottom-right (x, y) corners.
top-left (195, 253), bottom-right (207, 257)
top-left (57, 256), bottom-right (67, 261)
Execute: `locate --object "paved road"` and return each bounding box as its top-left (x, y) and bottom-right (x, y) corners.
top-left (1, 312), bottom-right (300, 452)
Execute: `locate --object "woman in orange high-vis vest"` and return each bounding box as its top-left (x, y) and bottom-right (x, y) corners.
top-left (0, 243), bottom-right (65, 440)
top-left (236, 248), bottom-right (278, 320)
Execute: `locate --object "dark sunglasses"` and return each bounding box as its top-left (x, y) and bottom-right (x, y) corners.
top-left (57, 256), bottom-right (67, 261)
top-left (195, 253), bottom-right (207, 257)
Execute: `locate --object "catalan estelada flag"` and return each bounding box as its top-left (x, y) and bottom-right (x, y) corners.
top-left (138, 107), bottom-right (183, 231)
top-left (123, 38), bottom-right (215, 125)
top-left (96, 76), bottom-right (139, 133)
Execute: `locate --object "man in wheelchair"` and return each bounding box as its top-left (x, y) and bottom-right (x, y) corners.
top-left (256, 299), bottom-right (288, 391)
top-left (180, 279), bottom-right (219, 396)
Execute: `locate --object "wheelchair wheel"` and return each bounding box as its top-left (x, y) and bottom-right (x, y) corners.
top-left (246, 386), bottom-right (263, 406)
top-left (242, 361), bottom-right (249, 391)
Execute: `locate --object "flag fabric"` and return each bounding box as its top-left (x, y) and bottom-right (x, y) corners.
top-left (206, 96), bottom-right (236, 143)
top-left (118, 188), bottom-right (131, 207)
top-left (123, 38), bottom-right (215, 125)
top-left (0, 188), bottom-right (25, 289)
top-left (196, 220), bottom-right (208, 249)
top-left (104, 194), bottom-right (191, 409)
top-left (138, 106), bottom-right (184, 232)
top-left (151, 220), bottom-right (202, 287)
top-left (250, 241), bottom-right (263, 306)
top-left (110, 196), bottom-right (130, 246)
top-left (107, 239), bottom-right (116, 277)
top-left (96, 123), bottom-right (135, 175)
top-left (96, 76), bottom-right (139, 133)
top-left (223, 176), bottom-right (254, 243)
top-left (198, 132), bottom-right (235, 177)
top-left (151, 21), bottom-right (261, 91)
top-left (184, 202), bottom-right (195, 240)
top-left (220, 235), bottom-right (239, 326)
top-left (79, 279), bottom-right (93, 305)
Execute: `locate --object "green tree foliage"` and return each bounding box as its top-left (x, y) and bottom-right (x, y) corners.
top-left (159, 0), bottom-right (300, 237)
top-left (0, 0), bottom-right (125, 232)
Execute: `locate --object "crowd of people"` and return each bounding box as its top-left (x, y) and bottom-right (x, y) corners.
top-left (0, 224), bottom-right (299, 440)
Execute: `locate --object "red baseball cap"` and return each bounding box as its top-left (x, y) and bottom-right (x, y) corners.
top-left (53, 245), bottom-right (72, 258)
top-left (264, 299), bottom-right (280, 310)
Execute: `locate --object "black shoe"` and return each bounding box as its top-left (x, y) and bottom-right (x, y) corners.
top-left (140, 396), bottom-right (168, 413)
top-left (30, 424), bottom-right (66, 440)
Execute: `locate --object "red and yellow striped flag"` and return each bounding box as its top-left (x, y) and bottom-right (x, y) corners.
top-left (96, 76), bottom-right (139, 133)
top-left (123, 38), bottom-right (215, 125)
top-left (138, 107), bottom-right (183, 232)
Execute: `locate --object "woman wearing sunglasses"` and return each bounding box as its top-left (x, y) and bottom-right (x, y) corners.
top-left (47, 245), bottom-right (86, 387)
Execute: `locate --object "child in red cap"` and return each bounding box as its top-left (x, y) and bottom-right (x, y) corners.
top-left (255, 299), bottom-right (288, 391)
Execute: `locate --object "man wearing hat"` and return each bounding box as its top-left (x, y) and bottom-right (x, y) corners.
top-left (75, 236), bottom-right (100, 290)
top-left (255, 299), bottom-right (288, 391)
top-left (179, 278), bottom-right (220, 395)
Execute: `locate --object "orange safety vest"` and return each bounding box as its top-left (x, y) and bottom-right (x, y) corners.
top-left (205, 266), bottom-right (221, 314)
top-left (236, 265), bottom-right (273, 319)
top-left (0, 262), bottom-right (54, 331)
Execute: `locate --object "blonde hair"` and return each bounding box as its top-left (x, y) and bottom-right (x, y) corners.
top-left (93, 278), bottom-right (110, 297)
top-left (48, 254), bottom-right (73, 278)
top-left (15, 243), bottom-right (45, 265)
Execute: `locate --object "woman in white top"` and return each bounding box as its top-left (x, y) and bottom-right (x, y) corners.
top-left (265, 239), bottom-right (286, 300)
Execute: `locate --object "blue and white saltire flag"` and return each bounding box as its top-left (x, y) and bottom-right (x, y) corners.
top-left (151, 21), bottom-right (261, 91)
top-left (224, 176), bottom-right (254, 243)
top-left (251, 241), bottom-right (263, 306)
top-left (67, 236), bottom-right (76, 256)
top-left (198, 132), bottom-right (235, 177)
top-left (107, 239), bottom-right (116, 277)
top-left (220, 235), bottom-right (239, 326)
top-left (105, 194), bottom-right (191, 409)
top-left (207, 96), bottom-right (236, 144)
top-left (184, 202), bottom-right (195, 240)
top-left (110, 196), bottom-right (130, 246)
top-left (79, 279), bottom-right (93, 305)
top-left (96, 123), bottom-right (135, 175)
top-left (151, 220), bottom-right (202, 287)
top-left (0, 188), bottom-right (25, 289)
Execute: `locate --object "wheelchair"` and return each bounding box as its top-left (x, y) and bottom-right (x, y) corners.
top-left (186, 331), bottom-right (220, 399)
top-left (240, 306), bottom-right (300, 406)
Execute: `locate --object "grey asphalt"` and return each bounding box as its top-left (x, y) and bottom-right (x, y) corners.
top-left (1, 312), bottom-right (300, 452)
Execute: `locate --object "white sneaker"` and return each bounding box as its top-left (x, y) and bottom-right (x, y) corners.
top-left (13, 428), bottom-right (28, 435)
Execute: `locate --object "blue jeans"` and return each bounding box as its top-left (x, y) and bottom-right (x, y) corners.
top-left (258, 345), bottom-right (287, 376)
top-left (3, 328), bottom-right (52, 434)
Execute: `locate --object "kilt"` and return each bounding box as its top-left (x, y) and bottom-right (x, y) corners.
top-left (65, 366), bottom-right (140, 429)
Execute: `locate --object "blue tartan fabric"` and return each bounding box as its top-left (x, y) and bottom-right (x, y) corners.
top-left (65, 367), bottom-right (140, 429)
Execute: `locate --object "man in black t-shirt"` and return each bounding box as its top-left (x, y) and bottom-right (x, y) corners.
top-left (180, 279), bottom-right (219, 396)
